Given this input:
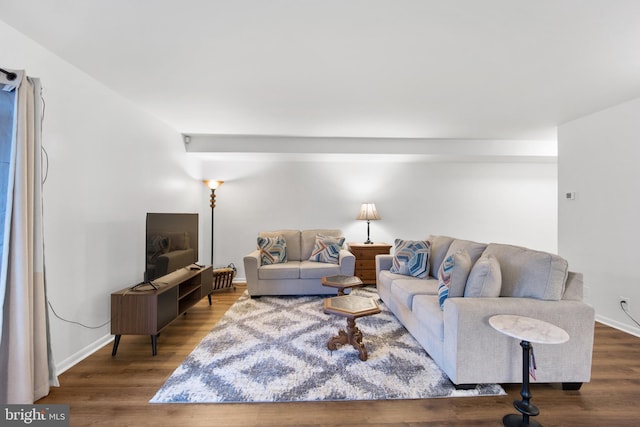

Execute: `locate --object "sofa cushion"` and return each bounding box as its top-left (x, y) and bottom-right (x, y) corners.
top-left (389, 276), bottom-right (440, 308)
top-left (483, 243), bottom-right (568, 300)
top-left (445, 239), bottom-right (487, 266)
top-left (437, 250), bottom-right (472, 309)
top-left (257, 235), bottom-right (288, 265)
top-left (259, 230), bottom-right (301, 261)
top-left (299, 260), bottom-right (341, 279)
top-left (301, 229), bottom-right (343, 260)
top-left (258, 261), bottom-right (301, 280)
top-left (412, 295), bottom-right (444, 343)
top-left (308, 234), bottom-right (345, 264)
top-left (378, 270), bottom-right (409, 290)
top-left (390, 239), bottom-right (431, 278)
top-left (427, 235), bottom-right (455, 278)
top-left (464, 254), bottom-right (502, 297)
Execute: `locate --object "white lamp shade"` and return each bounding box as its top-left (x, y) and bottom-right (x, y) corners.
top-left (357, 203), bottom-right (381, 221)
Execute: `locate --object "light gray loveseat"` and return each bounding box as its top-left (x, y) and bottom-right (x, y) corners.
top-left (376, 235), bottom-right (595, 389)
top-left (244, 229), bottom-right (355, 296)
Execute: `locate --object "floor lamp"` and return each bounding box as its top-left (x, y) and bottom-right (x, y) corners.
top-left (203, 180), bottom-right (224, 266)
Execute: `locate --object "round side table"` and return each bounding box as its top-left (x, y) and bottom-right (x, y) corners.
top-left (489, 315), bottom-right (569, 427)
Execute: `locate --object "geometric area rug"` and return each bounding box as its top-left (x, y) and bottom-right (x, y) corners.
top-left (150, 287), bottom-right (505, 403)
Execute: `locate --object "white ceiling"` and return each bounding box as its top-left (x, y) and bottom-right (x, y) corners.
top-left (1, 0), bottom-right (640, 141)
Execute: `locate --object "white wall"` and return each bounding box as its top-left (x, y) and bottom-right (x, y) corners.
top-left (0, 19), bottom-right (562, 375)
top-left (203, 156), bottom-right (559, 279)
top-left (559, 97), bottom-right (640, 337)
top-left (0, 21), bottom-right (207, 372)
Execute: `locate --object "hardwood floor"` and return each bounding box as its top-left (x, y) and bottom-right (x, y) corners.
top-left (38, 284), bottom-right (640, 426)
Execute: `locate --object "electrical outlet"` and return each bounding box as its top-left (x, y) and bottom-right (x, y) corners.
top-left (620, 296), bottom-right (630, 311)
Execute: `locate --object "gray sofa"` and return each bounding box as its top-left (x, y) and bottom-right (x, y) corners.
top-left (244, 229), bottom-right (356, 296)
top-left (376, 235), bottom-right (595, 388)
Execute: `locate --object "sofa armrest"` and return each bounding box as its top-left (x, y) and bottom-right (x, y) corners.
top-left (563, 271), bottom-right (584, 301)
top-left (442, 297), bottom-right (595, 384)
top-left (375, 254), bottom-right (394, 278)
top-left (338, 249), bottom-right (355, 275)
top-left (243, 250), bottom-right (260, 288)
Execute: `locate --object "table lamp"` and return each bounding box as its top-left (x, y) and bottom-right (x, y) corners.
top-left (356, 203), bottom-right (380, 244)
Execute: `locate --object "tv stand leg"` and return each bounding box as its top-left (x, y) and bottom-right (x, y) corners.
top-left (151, 335), bottom-right (158, 356)
top-left (111, 335), bottom-right (121, 356)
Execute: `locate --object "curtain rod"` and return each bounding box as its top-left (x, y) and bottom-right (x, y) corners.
top-left (0, 68), bottom-right (17, 81)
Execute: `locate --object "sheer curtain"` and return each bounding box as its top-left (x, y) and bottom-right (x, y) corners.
top-left (0, 69), bottom-right (58, 403)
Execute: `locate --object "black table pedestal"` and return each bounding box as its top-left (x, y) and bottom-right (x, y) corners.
top-left (503, 340), bottom-right (541, 427)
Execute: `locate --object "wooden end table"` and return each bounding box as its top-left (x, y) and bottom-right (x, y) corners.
top-left (323, 295), bottom-right (381, 361)
top-left (489, 315), bottom-right (569, 427)
top-left (348, 242), bottom-right (392, 285)
top-left (321, 275), bottom-right (363, 296)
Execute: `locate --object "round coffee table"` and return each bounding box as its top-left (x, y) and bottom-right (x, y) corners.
top-left (321, 275), bottom-right (363, 296)
top-left (489, 315), bottom-right (569, 427)
top-left (323, 295), bottom-right (380, 361)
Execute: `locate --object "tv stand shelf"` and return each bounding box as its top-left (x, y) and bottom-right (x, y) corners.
top-left (111, 265), bottom-right (213, 356)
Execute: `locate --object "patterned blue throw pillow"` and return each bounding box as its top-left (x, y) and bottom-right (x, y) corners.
top-left (437, 253), bottom-right (455, 309)
top-left (408, 250), bottom-right (430, 278)
top-left (390, 239), bottom-right (431, 278)
top-left (258, 235), bottom-right (287, 265)
top-left (309, 234), bottom-right (346, 264)
top-left (437, 250), bottom-right (472, 309)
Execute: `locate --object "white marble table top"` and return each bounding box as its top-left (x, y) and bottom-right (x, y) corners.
top-left (489, 315), bottom-right (569, 344)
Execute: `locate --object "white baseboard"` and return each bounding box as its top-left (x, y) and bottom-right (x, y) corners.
top-left (55, 334), bottom-right (114, 376)
top-left (596, 314), bottom-right (640, 338)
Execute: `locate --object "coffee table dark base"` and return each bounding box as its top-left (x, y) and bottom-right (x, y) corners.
top-left (323, 295), bottom-right (380, 362)
top-left (503, 340), bottom-right (541, 426)
top-left (503, 414), bottom-right (542, 427)
top-left (327, 318), bottom-right (368, 361)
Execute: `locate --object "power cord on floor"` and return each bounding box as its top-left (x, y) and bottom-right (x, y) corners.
top-left (47, 299), bottom-right (111, 329)
top-left (47, 279), bottom-right (173, 329)
top-left (619, 300), bottom-right (640, 328)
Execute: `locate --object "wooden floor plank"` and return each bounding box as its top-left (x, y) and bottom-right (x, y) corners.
top-left (37, 284), bottom-right (640, 426)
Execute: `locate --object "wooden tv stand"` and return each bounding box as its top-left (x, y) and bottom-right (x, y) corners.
top-left (110, 265), bottom-right (213, 356)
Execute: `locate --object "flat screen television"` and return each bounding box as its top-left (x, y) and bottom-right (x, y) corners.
top-left (145, 213), bottom-right (199, 281)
